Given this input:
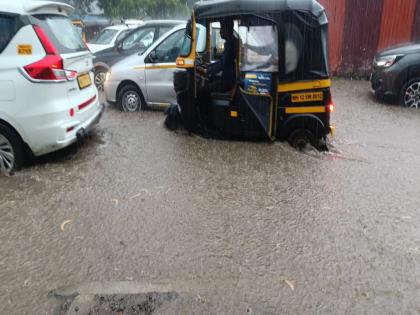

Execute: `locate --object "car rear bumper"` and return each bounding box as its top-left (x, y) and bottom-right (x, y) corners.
top-left (33, 101), bottom-right (105, 156)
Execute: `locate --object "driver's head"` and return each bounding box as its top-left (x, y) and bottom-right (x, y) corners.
top-left (220, 18), bottom-right (233, 40)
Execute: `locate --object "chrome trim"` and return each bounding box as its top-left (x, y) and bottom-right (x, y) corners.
top-left (19, 67), bottom-right (67, 84)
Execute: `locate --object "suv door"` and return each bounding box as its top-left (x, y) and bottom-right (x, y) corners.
top-left (144, 29), bottom-right (185, 105)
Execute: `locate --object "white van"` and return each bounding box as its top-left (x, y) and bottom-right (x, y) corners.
top-left (0, 0), bottom-right (104, 173)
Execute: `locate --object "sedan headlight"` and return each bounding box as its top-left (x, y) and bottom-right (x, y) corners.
top-left (374, 55), bottom-right (403, 68)
top-left (105, 71), bottom-right (111, 81)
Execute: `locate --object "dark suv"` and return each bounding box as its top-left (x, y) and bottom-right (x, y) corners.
top-left (371, 43), bottom-right (420, 107)
top-left (93, 20), bottom-right (183, 91)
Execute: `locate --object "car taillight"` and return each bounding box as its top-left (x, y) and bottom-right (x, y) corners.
top-left (33, 25), bottom-right (58, 55)
top-left (23, 25), bottom-right (78, 82)
top-left (24, 55), bottom-right (63, 80)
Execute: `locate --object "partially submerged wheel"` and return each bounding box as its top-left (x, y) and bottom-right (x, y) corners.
top-left (0, 125), bottom-right (23, 173)
top-left (401, 78), bottom-right (420, 108)
top-left (94, 69), bottom-right (107, 92)
top-left (288, 129), bottom-right (315, 150)
top-left (118, 84), bottom-right (145, 112)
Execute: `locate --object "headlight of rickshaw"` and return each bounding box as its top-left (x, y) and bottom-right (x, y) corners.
top-left (374, 55), bottom-right (403, 68)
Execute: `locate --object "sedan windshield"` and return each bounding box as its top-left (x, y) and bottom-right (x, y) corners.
top-left (93, 29), bottom-right (118, 44)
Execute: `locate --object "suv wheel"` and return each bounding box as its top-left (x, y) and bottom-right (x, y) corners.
top-left (400, 78), bottom-right (420, 108)
top-left (0, 124), bottom-right (23, 173)
top-left (94, 69), bottom-right (107, 92)
top-left (118, 84), bottom-right (145, 112)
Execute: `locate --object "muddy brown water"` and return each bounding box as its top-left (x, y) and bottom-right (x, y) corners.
top-left (1, 79), bottom-right (420, 314)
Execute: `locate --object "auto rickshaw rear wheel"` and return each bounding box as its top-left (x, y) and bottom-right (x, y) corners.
top-left (288, 129), bottom-right (316, 150)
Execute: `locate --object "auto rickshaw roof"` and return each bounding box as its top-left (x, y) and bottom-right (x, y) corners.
top-left (193, 0), bottom-right (325, 19)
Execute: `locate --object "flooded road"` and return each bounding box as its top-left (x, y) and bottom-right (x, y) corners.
top-left (1, 79), bottom-right (420, 314)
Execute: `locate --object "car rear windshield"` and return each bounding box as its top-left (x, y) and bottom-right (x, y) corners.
top-left (0, 14), bottom-right (20, 53)
top-left (93, 29), bottom-right (118, 45)
top-left (33, 15), bottom-right (86, 54)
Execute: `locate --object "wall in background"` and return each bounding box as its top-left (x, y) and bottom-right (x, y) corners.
top-left (318, 0), bottom-right (420, 76)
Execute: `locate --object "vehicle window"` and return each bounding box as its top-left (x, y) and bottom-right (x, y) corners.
top-left (239, 25), bottom-right (278, 72)
top-left (115, 29), bottom-right (129, 43)
top-left (284, 24), bottom-right (303, 75)
top-left (210, 23), bottom-right (223, 61)
top-left (196, 23), bottom-right (207, 53)
top-left (93, 29), bottom-right (118, 44)
top-left (153, 30), bottom-right (185, 63)
top-left (122, 27), bottom-right (156, 52)
top-left (0, 15), bottom-right (18, 53)
top-left (34, 15), bottom-right (86, 53)
top-left (158, 26), bottom-right (173, 37)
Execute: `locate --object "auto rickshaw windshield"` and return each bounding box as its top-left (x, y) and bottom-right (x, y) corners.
top-left (179, 22), bottom-right (207, 56)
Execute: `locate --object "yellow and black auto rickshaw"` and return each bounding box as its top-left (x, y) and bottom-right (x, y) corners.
top-left (172, 0), bottom-right (335, 148)
top-left (72, 19), bottom-right (86, 42)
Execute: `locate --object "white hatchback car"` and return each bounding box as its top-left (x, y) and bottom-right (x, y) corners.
top-left (0, 0), bottom-right (104, 173)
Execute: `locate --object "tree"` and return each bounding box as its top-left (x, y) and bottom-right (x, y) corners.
top-left (97, 0), bottom-right (189, 19)
top-left (65, 0), bottom-right (96, 15)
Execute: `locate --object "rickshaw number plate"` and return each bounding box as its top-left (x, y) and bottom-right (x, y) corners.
top-left (77, 73), bottom-right (92, 90)
top-left (291, 92), bottom-right (324, 103)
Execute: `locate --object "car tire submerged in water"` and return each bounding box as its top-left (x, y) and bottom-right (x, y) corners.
top-left (94, 68), bottom-right (107, 92)
top-left (288, 128), bottom-right (316, 150)
top-left (118, 84), bottom-right (145, 112)
top-left (400, 78), bottom-right (420, 108)
top-left (0, 124), bottom-right (23, 173)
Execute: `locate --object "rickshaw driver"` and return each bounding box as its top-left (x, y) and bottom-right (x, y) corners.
top-left (207, 18), bottom-right (238, 93)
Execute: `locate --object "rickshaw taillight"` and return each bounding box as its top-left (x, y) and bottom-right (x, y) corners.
top-left (327, 95), bottom-right (335, 113)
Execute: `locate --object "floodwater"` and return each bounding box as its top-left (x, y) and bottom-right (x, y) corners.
top-left (1, 79), bottom-right (420, 314)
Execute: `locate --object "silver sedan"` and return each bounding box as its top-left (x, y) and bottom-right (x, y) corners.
top-left (104, 23), bottom-right (186, 112)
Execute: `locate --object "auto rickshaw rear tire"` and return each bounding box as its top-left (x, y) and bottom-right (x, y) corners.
top-left (288, 128), bottom-right (316, 150)
top-left (117, 84), bottom-right (146, 113)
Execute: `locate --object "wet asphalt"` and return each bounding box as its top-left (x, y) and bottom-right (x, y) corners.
top-left (1, 79), bottom-right (420, 314)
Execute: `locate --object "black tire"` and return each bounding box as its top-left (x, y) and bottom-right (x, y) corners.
top-left (288, 128), bottom-right (315, 151)
top-left (400, 77), bottom-right (420, 108)
top-left (94, 68), bottom-right (107, 92)
top-left (117, 84), bottom-right (146, 112)
top-left (0, 124), bottom-right (24, 173)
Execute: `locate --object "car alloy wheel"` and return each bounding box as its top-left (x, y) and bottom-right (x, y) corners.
top-left (403, 81), bottom-right (420, 108)
top-left (0, 134), bottom-right (15, 173)
top-left (122, 91), bottom-right (141, 112)
top-left (94, 71), bottom-right (106, 92)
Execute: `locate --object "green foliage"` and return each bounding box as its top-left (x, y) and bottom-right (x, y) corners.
top-left (67, 0), bottom-right (94, 14)
top-left (97, 0), bottom-right (190, 19)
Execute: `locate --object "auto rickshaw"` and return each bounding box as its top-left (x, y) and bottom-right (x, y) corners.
top-left (72, 18), bottom-right (86, 42)
top-left (71, 15), bottom-right (111, 43)
top-left (172, 0), bottom-right (335, 148)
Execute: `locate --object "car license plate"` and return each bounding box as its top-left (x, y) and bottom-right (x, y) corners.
top-left (77, 73), bottom-right (91, 90)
